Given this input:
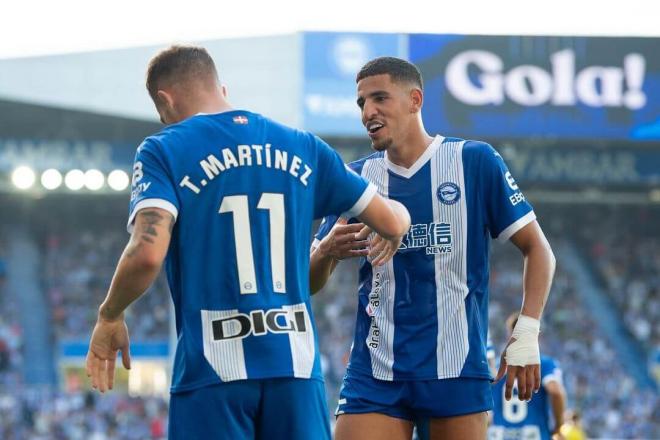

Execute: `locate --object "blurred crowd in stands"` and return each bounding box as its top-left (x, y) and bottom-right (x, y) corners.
top-left (0, 235), bottom-right (23, 388)
top-left (0, 204), bottom-right (658, 438)
top-left (0, 388), bottom-right (168, 440)
top-left (582, 207), bottom-right (660, 352)
top-left (43, 229), bottom-right (170, 341)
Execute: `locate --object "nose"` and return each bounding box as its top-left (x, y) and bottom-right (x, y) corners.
top-left (362, 100), bottom-right (378, 124)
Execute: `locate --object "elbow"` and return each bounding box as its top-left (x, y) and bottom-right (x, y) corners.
top-left (124, 238), bottom-right (165, 272)
top-left (132, 250), bottom-right (164, 273)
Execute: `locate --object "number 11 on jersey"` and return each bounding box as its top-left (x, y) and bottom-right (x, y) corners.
top-left (219, 193), bottom-right (286, 295)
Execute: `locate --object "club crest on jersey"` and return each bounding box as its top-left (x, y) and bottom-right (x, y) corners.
top-left (437, 182), bottom-right (461, 205)
top-left (233, 115), bottom-right (249, 124)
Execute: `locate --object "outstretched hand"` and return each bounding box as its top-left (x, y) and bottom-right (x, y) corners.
top-left (86, 315), bottom-right (131, 393)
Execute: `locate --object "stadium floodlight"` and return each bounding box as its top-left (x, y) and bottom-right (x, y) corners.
top-left (41, 169), bottom-right (63, 190)
top-left (84, 169), bottom-right (105, 191)
top-left (11, 166), bottom-right (36, 190)
top-left (64, 169), bottom-right (85, 191)
top-left (108, 169), bottom-right (130, 191)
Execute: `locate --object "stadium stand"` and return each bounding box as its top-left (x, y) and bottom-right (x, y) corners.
top-left (0, 234), bottom-right (23, 388)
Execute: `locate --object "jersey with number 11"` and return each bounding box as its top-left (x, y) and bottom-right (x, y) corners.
top-left (128, 111), bottom-right (375, 393)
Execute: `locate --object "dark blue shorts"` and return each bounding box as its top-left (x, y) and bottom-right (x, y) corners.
top-left (169, 378), bottom-right (330, 440)
top-left (336, 373), bottom-right (493, 421)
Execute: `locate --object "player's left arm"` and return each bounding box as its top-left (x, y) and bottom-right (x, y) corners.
top-left (510, 220), bottom-right (555, 324)
top-left (478, 140), bottom-right (556, 402)
top-left (86, 207), bottom-right (173, 393)
top-left (496, 221), bottom-right (556, 401)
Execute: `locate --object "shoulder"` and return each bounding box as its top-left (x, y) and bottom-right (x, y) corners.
top-left (348, 151), bottom-right (384, 175)
top-left (252, 112), bottom-right (313, 143)
top-left (141, 120), bottom-right (192, 152)
top-left (541, 355), bottom-right (559, 369)
top-left (541, 356), bottom-right (562, 383)
top-left (461, 139), bottom-right (498, 158)
top-left (460, 139), bottom-right (506, 174)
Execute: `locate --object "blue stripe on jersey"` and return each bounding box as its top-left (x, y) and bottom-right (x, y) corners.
top-left (461, 141), bottom-right (490, 377)
top-left (389, 162), bottom-right (439, 378)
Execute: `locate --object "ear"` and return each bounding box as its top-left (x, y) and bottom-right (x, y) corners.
top-left (221, 84), bottom-right (228, 98)
top-left (410, 88), bottom-right (423, 113)
top-left (156, 90), bottom-right (174, 109)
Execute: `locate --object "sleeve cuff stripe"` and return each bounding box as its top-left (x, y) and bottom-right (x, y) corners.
top-left (496, 210), bottom-right (536, 243)
top-left (127, 198), bottom-right (179, 233)
top-left (542, 373), bottom-right (562, 386)
top-left (342, 183), bottom-right (378, 219)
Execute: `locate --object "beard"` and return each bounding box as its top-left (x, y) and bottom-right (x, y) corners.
top-left (371, 136), bottom-right (393, 152)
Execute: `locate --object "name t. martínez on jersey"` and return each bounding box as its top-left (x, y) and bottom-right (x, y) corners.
top-left (179, 143), bottom-right (313, 194)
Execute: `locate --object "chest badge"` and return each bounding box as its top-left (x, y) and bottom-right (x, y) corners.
top-left (437, 182), bottom-right (461, 205)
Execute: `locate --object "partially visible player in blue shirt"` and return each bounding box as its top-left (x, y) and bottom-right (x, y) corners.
top-left (490, 314), bottom-right (567, 440)
top-left (310, 57), bottom-right (557, 440)
top-left (85, 45), bottom-right (411, 440)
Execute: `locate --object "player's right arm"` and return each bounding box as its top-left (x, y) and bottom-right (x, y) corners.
top-left (310, 137), bottom-right (410, 294)
top-left (309, 217), bottom-right (367, 294)
top-left (87, 138), bottom-right (179, 393)
top-left (309, 197), bottom-right (410, 294)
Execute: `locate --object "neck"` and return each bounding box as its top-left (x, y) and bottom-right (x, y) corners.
top-left (179, 93), bottom-right (233, 120)
top-left (387, 129), bottom-right (435, 169)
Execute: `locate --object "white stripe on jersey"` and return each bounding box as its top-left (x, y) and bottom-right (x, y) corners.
top-left (284, 303), bottom-right (315, 378)
top-left (431, 140), bottom-right (470, 378)
top-left (201, 309), bottom-right (248, 381)
top-left (361, 158), bottom-right (396, 381)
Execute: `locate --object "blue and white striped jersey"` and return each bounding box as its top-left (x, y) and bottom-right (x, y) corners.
top-left (128, 110), bottom-right (375, 393)
top-left (315, 136), bottom-right (535, 381)
top-left (490, 356), bottom-right (563, 440)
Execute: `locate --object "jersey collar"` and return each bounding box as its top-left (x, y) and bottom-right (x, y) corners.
top-left (384, 135), bottom-right (444, 178)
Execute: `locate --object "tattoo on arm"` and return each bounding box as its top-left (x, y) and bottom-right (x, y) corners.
top-left (125, 210), bottom-right (174, 258)
top-left (140, 210), bottom-right (164, 241)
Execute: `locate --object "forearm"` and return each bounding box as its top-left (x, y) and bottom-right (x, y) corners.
top-left (309, 245), bottom-right (339, 294)
top-left (357, 197), bottom-right (410, 240)
top-left (549, 390), bottom-right (566, 430)
top-left (99, 208), bottom-right (173, 321)
top-left (99, 248), bottom-right (162, 321)
top-left (520, 243), bottom-right (555, 320)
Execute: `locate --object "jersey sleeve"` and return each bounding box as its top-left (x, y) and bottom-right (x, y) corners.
top-left (541, 357), bottom-right (563, 386)
top-left (126, 138), bottom-right (180, 233)
top-left (476, 141), bottom-right (535, 242)
top-left (313, 136), bottom-right (376, 220)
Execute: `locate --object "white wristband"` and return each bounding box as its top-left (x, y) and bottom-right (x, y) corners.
top-left (505, 315), bottom-right (541, 366)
